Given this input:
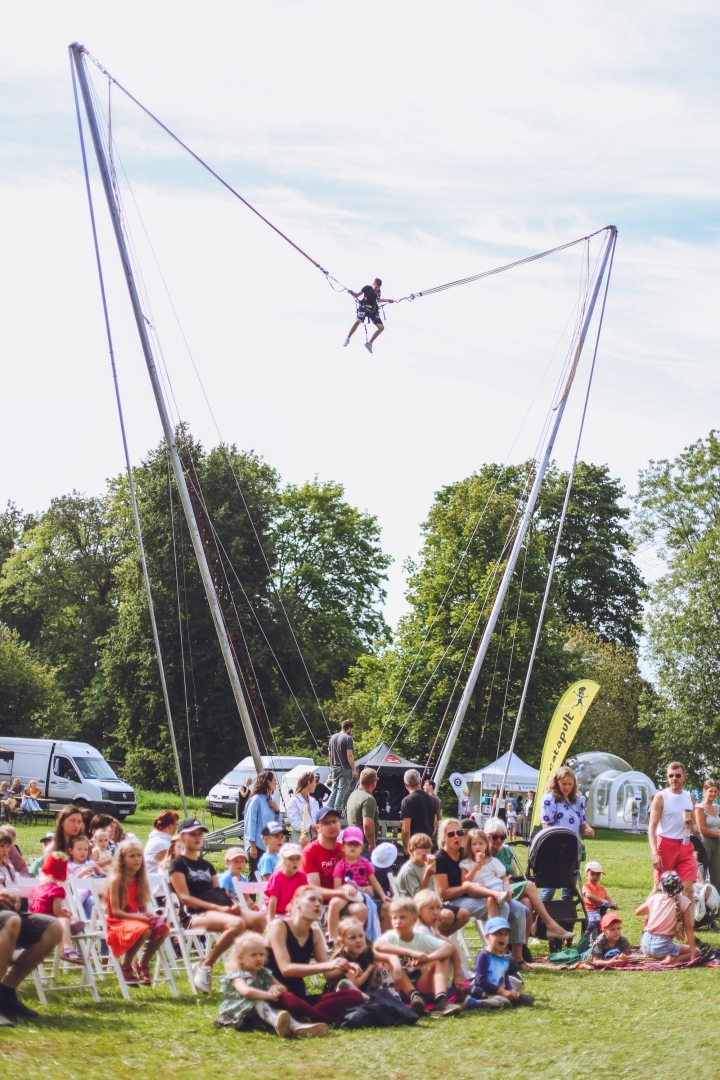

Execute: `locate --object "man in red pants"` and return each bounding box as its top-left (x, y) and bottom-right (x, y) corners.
top-left (648, 762), bottom-right (700, 919)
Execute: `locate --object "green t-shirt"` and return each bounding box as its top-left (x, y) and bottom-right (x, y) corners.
top-left (346, 787), bottom-right (380, 839)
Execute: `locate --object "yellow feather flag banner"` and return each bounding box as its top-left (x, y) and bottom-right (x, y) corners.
top-left (530, 679), bottom-right (600, 831)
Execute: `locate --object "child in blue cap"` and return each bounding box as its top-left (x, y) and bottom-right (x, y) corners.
top-left (465, 916), bottom-right (535, 1009)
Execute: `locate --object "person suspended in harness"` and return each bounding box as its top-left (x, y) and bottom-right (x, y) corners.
top-left (343, 279), bottom-right (395, 354)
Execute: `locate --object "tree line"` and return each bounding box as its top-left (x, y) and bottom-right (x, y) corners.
top-left (2, 429), bottom-right (716, 792)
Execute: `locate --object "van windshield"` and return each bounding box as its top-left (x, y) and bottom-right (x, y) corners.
top-left (220, 770), bottom-right (254, 787)
top-left (73, 758), bottom-right (119, 781)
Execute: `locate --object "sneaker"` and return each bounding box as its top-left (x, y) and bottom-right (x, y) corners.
top-left (431, 998), bottom-right (462, 1017)
top-left (409, 992), bottom-right (427, 1016)
top-left (0, 989), bottom-right (38, 1021)
top-left (364, 341), bottom-right (373, 354)
top-left (0, 1012), bottom-right (14, 1027)
top-left (273, 1010), bottom-right (293, 1037)
top-left (465, 995), bottom-right (503, 1010)
top-left (343, 338), bottom-right (350, 347)
top-left (291, 1021), bottom-right (329, 1038)
top-left (193, 961), bottom-right (212, 994)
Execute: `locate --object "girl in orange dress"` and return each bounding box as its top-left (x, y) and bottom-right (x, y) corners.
top-left (105, 840), bottom-right (169, 984)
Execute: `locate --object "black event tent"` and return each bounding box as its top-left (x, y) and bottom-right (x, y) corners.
top-left (354, 743), bottom-right (424, 819)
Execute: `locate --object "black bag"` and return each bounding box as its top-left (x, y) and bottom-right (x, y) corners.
top-left (337, 988), bottom-right (419, 1029)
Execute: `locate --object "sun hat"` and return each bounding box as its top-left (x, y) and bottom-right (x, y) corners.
top-left (370, 842), bottom-right (398, 869)
top-left (341, 826), bottom-right (365, 845)
top-left (600, 912), bottom-right (622, 931)
top-left (279, 842), bottom-right (304, 858)
top-left (484, 917), bottom-right (511, 935)
top-left (177, 817), bottom-right (209, 836)
top-left (585, 861), bottom-right (603, 874)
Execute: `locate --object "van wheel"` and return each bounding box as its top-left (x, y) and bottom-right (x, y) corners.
top-left (73, 799), bottom-right (89, 809)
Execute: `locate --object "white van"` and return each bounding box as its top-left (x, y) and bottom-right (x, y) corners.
top-left (0, 738), bottom-right (136, 819)
top-left (205, 755), bottom-right (315, 817)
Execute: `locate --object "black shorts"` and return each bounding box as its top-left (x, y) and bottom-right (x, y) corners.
top-left (358, 306), bottom-right (382, 326)
top-left (0, 909), bottom-right (57, 949)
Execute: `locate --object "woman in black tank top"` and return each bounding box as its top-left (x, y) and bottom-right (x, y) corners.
top-left (265, 887), bottom-right (364, 1021)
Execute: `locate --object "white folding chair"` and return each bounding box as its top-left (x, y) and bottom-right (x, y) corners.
top-left (158, 872), bottom-right (216, 993)
top-left (25, 877), bottom-right (100, 1003)
top-left (387, 872), bottom-right (401, 898)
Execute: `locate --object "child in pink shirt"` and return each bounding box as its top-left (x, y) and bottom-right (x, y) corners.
top-left (264, 843), bottom-right (308, 920)
top-left (328, 827), bottom-right (388, 940)
top-left (636, 870), bottom-right (696, 965)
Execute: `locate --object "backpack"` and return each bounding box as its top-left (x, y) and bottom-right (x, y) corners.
top-left (337, 988), bottom-right (419, 1029)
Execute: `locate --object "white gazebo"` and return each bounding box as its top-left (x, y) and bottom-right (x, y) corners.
top-left (449, 751), bottom-right (539, 817)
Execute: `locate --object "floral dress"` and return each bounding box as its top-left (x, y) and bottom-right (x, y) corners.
top-left (218, 967), bottom-right (276, 1027)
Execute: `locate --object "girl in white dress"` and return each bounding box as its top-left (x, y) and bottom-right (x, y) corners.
top-left (460, 829), bottom-right (512, 920)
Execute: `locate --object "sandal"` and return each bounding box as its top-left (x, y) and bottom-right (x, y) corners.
top-left (120, 963), bottom-right (139, 984)
top-left (61, 948), bottom-right (83, 966)
top-left (135, 962), bottom-right (152, 985)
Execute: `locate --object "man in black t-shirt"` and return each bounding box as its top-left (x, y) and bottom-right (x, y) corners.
top-left (400, 770), bottom-right (438, 854)
top-left (343, 278), bottom-right (396, 354)
top-left (168, 817), bottom-right (248, 995)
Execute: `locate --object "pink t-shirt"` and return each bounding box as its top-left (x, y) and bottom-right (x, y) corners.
top-left (644, 891), bottom-right (690, 937)
top-left (264, 869), bottom-right (309, 915)
top-left (30, 880), bottom-right (66, 916)
top-left (332, 856), bottom-right (374, 889)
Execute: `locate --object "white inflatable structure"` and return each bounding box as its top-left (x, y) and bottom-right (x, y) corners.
top-left (567, 752), bottom-right (657, 832)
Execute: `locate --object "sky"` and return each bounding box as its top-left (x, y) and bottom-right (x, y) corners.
top-left (2, 2), bottom-right (719, 629)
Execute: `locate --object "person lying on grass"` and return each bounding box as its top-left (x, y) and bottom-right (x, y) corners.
top-left (105, 840), bottom-right (170, 985)
top-left (465, 917), bottom-right (534, 1010)
top-left (373, 895), bottom-right (462, 1017)
top-left (588, 913), bottom-right (631, 968)
top-left (216, 930), bottom-right (328, 1038)
top-left (265, 843), bottom-right (309, 920)
top-left (637, 870), bottom-right (696, 965)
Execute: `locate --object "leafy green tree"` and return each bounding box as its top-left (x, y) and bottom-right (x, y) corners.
top-left (0, 502), bottom-right (34, 569)
top-left (0, 623), bottom-right (76, 738)
top-left (0, 493), bottom-right (123, 746)
top-left (634, 431), bottom-right (720, 782)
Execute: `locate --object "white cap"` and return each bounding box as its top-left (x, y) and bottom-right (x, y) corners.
top-left (585, 860), bottom-right (603, 873)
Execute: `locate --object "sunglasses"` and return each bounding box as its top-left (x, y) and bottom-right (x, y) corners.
top-left (668, 773), bottom-right (684, 779)
top-left (445, 830), bottom-right (464, 838)
top-left (488, 834), bottom-right (505, 840)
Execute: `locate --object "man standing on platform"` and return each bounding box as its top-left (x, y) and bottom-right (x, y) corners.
top-left (326, 720), bottom-right (357, 815)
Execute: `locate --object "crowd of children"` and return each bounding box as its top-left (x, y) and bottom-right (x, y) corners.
top-left (0, 801), bottom-right (705, 1036)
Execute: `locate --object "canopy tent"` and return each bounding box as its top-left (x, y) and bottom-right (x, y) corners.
top-left (463, 751), bottom-right (539, 792)
top-left (355, 743), bottom-right (424, 819)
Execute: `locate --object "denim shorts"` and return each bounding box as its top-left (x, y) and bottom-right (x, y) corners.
top-left (641, 931), bottom-right (680, 958)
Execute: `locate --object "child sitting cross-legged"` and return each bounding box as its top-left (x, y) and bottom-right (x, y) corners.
top-left (588, 913), bottom-right (631, 968)
top-left (328, 826), bottom-right (389, 940)
top-left (324, 917), bottom-right (382, 993)
top-left (637, 870), bottom-right (696, 965)
top-left (217, 930), bottom-right (328, 1038)
top-left (218, 847), bottom-right (266, 932)
top-left (265, 843), bottom-right (309, 921)
top-left (105, 840), bottom-right (170, 985)
top-left (465, 917), bottom-right (535, 1010)
top-left (374, 896), bottom-right (462, 1017)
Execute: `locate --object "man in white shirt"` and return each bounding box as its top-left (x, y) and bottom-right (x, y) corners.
top-left (648, 761), bottom-right (700, 915)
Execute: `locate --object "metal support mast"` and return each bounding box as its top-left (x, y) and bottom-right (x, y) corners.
top-left (70, 43), bottom-right (264, 773)
top-left (433, 227), bottom-right (617, 788)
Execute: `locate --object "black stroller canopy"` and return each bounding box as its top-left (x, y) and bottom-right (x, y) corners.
top-left (528, 828), bottom-right (582, 889)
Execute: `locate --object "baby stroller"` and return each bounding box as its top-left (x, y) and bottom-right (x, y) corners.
top-left (691, 836), bottom-right (720, 929)
top-left (525, 827), bottom-right (588, 950)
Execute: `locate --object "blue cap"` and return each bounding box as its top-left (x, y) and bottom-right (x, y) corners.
top-left (484, 917), bottom-right (511, 935)
top-left (316, 805), bottom-right (341, 822)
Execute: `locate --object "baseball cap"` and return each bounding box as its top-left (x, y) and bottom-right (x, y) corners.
top-left (600, 912), bottom-right (622, 931)
top-left (585, 861), bottom-right (603, 874)
top-left (261, 820), bottom-right (286, 836)
top-left (177, 817), bottom-right (209, 835)
top-left (341, 826), bottom-right (365, 845)
top-left (42, 832), bottom-right (55, 843)
top-left (371, 842), bottom-right (398, 869)
top-left (484, 917), bottom-right (511, 935)
top-left (316, 806), bottom-right (341, 822)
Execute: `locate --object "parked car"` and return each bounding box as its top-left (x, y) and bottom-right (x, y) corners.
top-left (205, 755), bottom-right (315, 818)
top-left (0, 738), bottom-right (136, 819)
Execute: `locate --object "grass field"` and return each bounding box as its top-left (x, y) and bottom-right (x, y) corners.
top-left (4, 813), bottom-right (720, 1079)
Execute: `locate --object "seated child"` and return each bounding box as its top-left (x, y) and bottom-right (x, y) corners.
top-left (219, 846), bottom-right (265, 931)
top-left (257, 822), bottom-right (285, 880)
top-left (67, 834), bottom-right (100, 919)
top-left (582, 861), bottom-right (618, 935)
top-left (29, 851), bottom-right (84, 965)
top-left (265, 843), bottom-right (308, 920)
top-left (460, 829), bottom-right (511, 919)
top-left (324, 917), bottom-right (383, 992)
top-left (91, 829), bottom-right (114, 876)
top-left (29, 832), bottom-right (55, 876)
top-left (328, 826), bottom-right (389, 940)
top-left (374, 896), bottom-right (462, 1017)
top-left (414, 889), bottom-right (465, 996)
top-left (105, 840), bottom-right (170, 984)
top-left (636, 870), bottom-right (696, 965)
top-left (588, 913), bottom-right (631, 967)
top-left (0, 826), bottom-right (28, 875)
top-left (466, 916), bottom-right (534, 1009)
top-left (217, 930), bottom-right (328, 1038)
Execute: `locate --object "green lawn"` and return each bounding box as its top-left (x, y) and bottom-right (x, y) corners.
top-left (5, 816), bottom-right (720, 1079)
